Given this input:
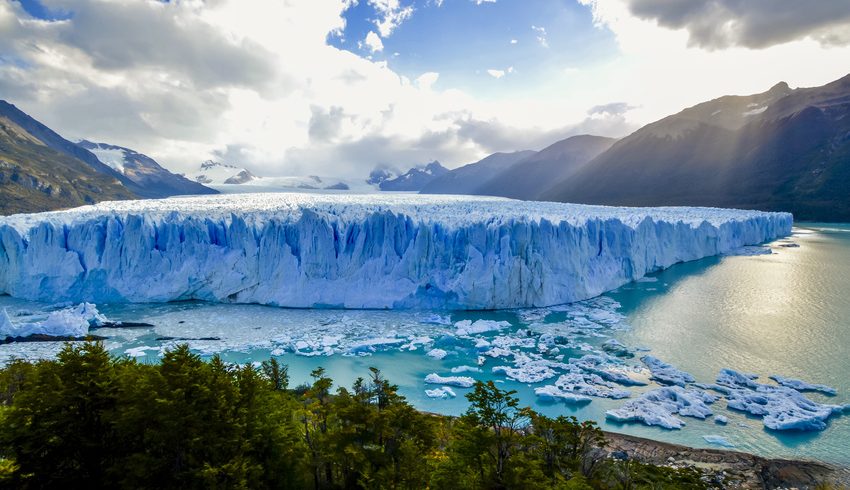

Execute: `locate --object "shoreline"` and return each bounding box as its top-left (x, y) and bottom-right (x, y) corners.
top-left (602, 430), bottom-right (850, 489)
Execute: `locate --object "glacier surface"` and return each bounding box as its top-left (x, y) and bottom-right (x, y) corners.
top-left (0, 193), bottom-right (792, 309)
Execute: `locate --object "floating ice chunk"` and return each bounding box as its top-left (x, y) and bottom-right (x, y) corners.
top-left (641, 355), bottom-right (695, 386)
top-left (571, 354), bottom-right (647, 386)
top-left (451, 365), bottom-right (482, 374)
top-left (534, 385), bottom-right (592, 404)
top-left (769, 375), bottom-right (837, 395)
top-left (539, 372), bottom-right (631, 400)
top-left (492, 363), bottom-right (556, 384)
top-left (346, 337), bottom-right (405, 355)
top-left (455, 320), bottom-right (511, 336)
top-left (124, 346), bottom-right (159, 357)
top-left (605, 386), bottom-right (717, 430)
top-left (0, 303), bottom-right (106, 340)
top-left (716, 369), bottom-right (760, 389)
top-left (702, 435), bottom-right (735, 448)
top-left (635, 277), bottom-right (658, 283)
top-left (425, 386), bottom-right (457, 399)
top-left (422, 314), bottom-right (452, 325)
top-left (427, 348), bottom-right (448, 360)
top-left (717, 369), bottom-right (846, 431)
top-left (602, 339), bottom-right (634, 358)
top-left (714, 415), bottom-right (729, 425)
top-left (424, 373), bottom-right (475, 388)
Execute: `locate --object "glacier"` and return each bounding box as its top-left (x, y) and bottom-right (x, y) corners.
top-left (0, 193), bottom-right (792, 309)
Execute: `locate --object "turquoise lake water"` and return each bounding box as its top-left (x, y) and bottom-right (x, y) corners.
top-left (1, 223), bottom-right (849, 464)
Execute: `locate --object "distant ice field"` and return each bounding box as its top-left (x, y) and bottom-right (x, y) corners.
top-left (0, 193), bottom-right (791, 309)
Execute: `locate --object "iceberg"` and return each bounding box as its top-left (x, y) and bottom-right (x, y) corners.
top-left (424, 373), bottom-right (475, 388)
top-left (641, 355), bottom-right (695, 387)
top-left (0, 303), bottom-right (106, 340)
top-left (716, 369), bottom-right (846, 431)
top-left (536, 372), bottom-right (631, 401)
top-left (0, 193), bottom-right (792, 310)
top-left (605, 386), bottom-right (717, 430)
top-left (769, 375), bottom-right (837, 396)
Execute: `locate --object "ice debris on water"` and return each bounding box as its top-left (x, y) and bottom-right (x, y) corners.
top-left (424, 373), bottom-right (475, 388)
top-left (641, 355), bottom-right (695, 387)
top-left (769, 374), bottom-right (837, 396)
top-left (455, 320), bottom-right (510, 336)
top-left (0, 303), bottom-right (106, 340)
top-left (715, 369), bottom-right (847, 431)
top-left (426, 348), bottom-right (448, 360)
top-left (605, 386), bottom-right (718, 430)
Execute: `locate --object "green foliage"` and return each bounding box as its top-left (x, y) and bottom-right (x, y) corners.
top-left (0, 344), bottom-right (712, 489)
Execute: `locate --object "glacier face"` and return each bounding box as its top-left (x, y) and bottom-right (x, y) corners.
top-left (0, 193), bottom-right (792, 309)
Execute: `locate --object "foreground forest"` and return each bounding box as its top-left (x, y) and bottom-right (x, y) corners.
top-left (0, 343), bottom-right (729, 489)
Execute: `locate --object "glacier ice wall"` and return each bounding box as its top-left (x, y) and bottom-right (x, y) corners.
top-left (0, 194), bottom-right (792, 309)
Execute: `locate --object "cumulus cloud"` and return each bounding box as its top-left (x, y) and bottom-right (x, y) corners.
top-left (584, 0), bottom-right (850, 49)
top-left (486, 67), bottom-right (514, 79)
top-left (363, 30), bottom-right (384, 52)
top-left (588, 102), bottom-right (636, 116)
top-left (368, 0), bottom-right (414, 37)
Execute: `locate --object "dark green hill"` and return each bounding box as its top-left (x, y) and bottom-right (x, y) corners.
top-left (0, 113), bottom-right (136, 215)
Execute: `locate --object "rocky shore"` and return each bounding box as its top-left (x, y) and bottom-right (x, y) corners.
top-left (604, 431), bottom-right (850, 489)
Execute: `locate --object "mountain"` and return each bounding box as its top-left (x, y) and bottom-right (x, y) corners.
top-left (0, 105), bottom-right (136, 215)
top-left (543, 74), bottom-right (850, 221)
top-left (474, 135), bottom-right (618, 200)
top-left (377, 161), bottom-right (449, 191)
top-left (189, 160), bottom-right (258, 185)
top-left (0, 100), bottom-right (151, 197)
top-left (78, 141), bottom-right (216, 197)
top-left (366, 168), bottom-right (397, 186)
top-left (419, 151), bottom-right (535, 195)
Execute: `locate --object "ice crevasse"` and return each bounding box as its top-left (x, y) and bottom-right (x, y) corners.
top-left (0, 193), bottom-right (792, 309)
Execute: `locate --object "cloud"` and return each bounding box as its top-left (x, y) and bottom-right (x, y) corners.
top-left (584, 0), bottom-right (850, 49)
top-left (510, 39), bottom-right (518, 44)
top-left (486, 67), bottom-right (514, 79)
top-left (588, 102), bottom-right (636, 116)
top-left (531, 25), bottom-right (548, 47)
top-left (363, 31), bottom-right (384, 52)
top-left (368, 0), bottom-right (414, 37)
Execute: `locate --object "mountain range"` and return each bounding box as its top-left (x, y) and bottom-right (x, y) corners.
top-left (0, 100), bottom-right (216, 214)
top-left (421, 73), bottom-right (850, 222)
top-left (371, 161), bottom-right (449, 191)
top-left (543, 75), bottom-right (850, 221)
top-left (4, 73), bottom-right (850, 220)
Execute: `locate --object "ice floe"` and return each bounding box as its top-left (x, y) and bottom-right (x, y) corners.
top-left (715, 369), bottom-right (847, 431)
top-left (769, 375), bottom-right (837, 396)
top-left (0, 303), bottom-right (106, 340)
top-left (424, 373), bottom-right (475, 388)
top-left (641, 355), bottom-right (695, 386)
top-left (606, 387), bottom-right (717, 430)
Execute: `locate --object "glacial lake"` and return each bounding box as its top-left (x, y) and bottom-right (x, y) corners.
top-left (1, 223), bottom-right (849, 464)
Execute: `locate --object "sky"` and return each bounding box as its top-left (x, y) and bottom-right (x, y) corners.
top-left (1, 0), bottom-right (850, 178)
